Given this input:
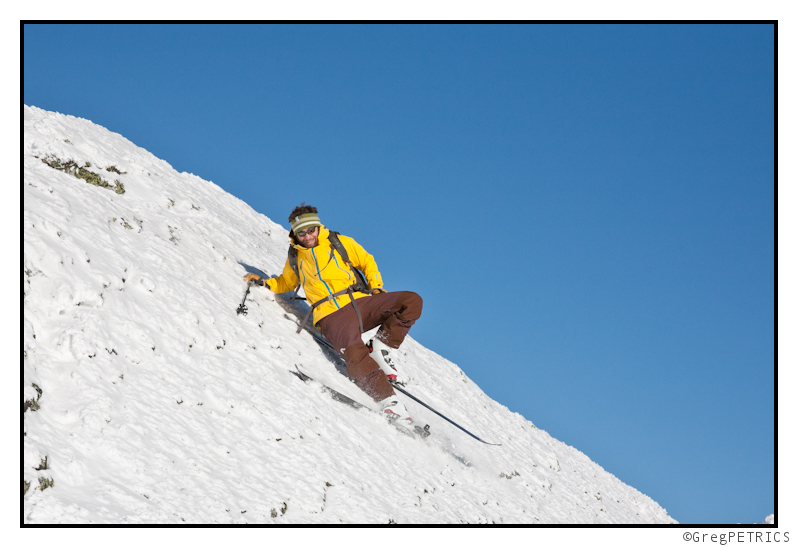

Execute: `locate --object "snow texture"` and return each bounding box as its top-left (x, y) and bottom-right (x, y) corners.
top-left (23, 105), bottom-right (677, 524)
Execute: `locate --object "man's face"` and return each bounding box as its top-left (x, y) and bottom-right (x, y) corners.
top-left (296, 225), bottom-right (319, 248)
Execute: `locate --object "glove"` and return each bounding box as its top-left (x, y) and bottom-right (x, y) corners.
top-left (244, 273), bottom-right (266, 287)
top-left (244, 273), bottom-right (260, 283)
top-left (372, 288), bottom-right (385, 295)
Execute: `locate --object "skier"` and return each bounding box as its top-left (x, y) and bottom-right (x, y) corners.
top-left (244, 204), bottom-right (423, 428)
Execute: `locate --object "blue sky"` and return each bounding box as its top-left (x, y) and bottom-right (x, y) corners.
top-left (23, 23), bottom-right (775, 524)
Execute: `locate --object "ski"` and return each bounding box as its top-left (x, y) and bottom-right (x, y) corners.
top-left (290, 366), bottom-right (431, 439)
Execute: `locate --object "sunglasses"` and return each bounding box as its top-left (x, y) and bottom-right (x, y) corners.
top-left (296, 226), bottom-right (318, 238)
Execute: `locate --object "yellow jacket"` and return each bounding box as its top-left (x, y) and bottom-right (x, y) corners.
top-left (266, 226), bottom-right (384, 325)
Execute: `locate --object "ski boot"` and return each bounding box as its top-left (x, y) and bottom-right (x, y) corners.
top-left (379, 397), bottom-right (414, 430)
top-left (369, 338), bottom-right (407, 386)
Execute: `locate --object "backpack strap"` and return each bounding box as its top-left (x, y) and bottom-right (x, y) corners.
top-left (288, 245), bottom-right (302, 302)
top-left (328, 231), bottom-right (350, 260)
top-left (288, 245), bottom-right (299, 278)
top-left (328, 231), bottom-right (370, 293)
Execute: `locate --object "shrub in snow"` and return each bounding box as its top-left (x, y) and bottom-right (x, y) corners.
top-left (23, 383), bottom-right (42, 413)
top-left (41, 156), bottom-right (125, 194)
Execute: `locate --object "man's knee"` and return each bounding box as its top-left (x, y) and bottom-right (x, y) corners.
top-left (398, 291), bottom-right (423, 320)
top-left (406, 291), bottom-right (422, 313)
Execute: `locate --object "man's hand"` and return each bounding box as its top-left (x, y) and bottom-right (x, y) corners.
top-left (372, 288), bottom-right (385, 295)
top-left (244, 273), bottom-right (261, 284)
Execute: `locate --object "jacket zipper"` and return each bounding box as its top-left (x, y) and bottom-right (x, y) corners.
top-left (312, 247), bottom-right (340, 309)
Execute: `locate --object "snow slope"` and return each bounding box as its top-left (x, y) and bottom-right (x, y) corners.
top-left (23, 105), bottom-right (677, 524)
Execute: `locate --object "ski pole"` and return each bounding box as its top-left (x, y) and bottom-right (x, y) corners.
top-left (390, 382), bottom-right (501, 446)
top-left (236, 281), bottom-right (253, 315)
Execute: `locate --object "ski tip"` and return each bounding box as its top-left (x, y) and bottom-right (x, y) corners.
top-left (291, 366), bottom-right (311, 382)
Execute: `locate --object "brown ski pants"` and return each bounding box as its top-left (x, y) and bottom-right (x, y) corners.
top-left (317, 291), bottom-right (423, 402)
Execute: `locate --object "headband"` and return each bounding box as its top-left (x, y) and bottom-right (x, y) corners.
top-left (290, 213), bottom-right (321, 234)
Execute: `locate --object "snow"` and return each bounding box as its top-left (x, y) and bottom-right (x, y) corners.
top-left (23, 105), bottom-right (678, 524)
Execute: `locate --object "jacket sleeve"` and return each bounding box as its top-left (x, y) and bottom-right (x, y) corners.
top-left (342, 236), bottom-right (384, 291)
top-left (264, 256), bottom-right (300, 293)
